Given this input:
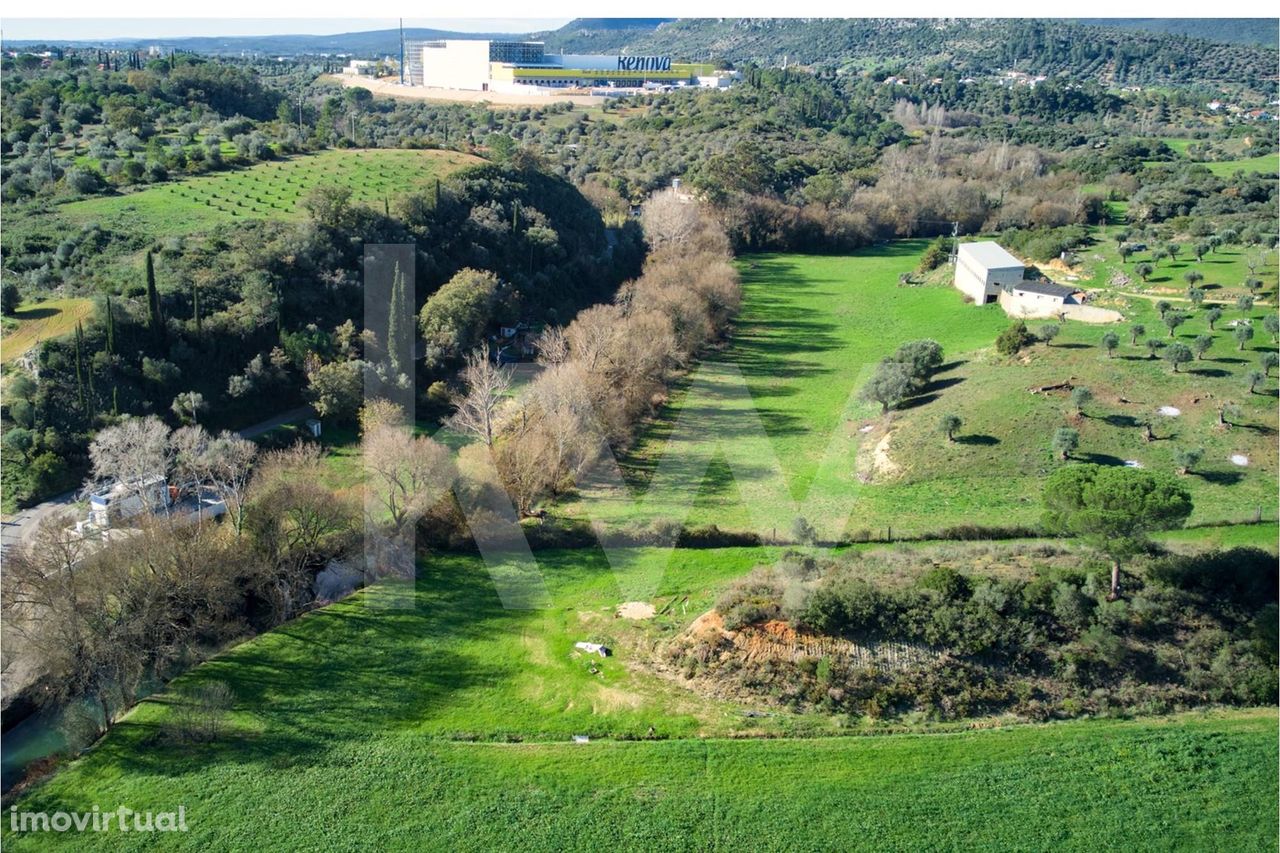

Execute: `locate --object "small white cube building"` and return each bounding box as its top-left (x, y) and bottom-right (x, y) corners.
top-left (955, 242), bottom-right (1026, 304)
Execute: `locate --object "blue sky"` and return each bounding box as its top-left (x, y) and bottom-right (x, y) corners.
top-left (2, 18), bottom-right (572, 41)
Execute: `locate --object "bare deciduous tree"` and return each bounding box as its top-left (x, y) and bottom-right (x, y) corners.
top-left (87, 415), bottom-right (172, 512)
top-left (363, 426), bottom-right (456, 531)
top-left (535, 325), bottom-right (569, 366)
top-left (448, 344), bottom-right (512, 448)
top-left (244, 444), bottom-right (358, 622)
top-left (640, 188), bottom-right (701, 247)
top-left (2, 514), bottom-right (246, 738)
top-left (204, 432), bottom-right (258, 536)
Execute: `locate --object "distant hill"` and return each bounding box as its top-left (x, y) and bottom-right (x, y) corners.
top-left (1077, 18), bottom-right (1278, 48)
top-left (3, 27), bottom-right (526, 57)
top-left (535, 18), bottom-right (674, 53)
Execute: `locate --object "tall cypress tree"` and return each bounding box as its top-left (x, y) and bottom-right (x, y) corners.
top-left (73, 322), bottom-right (86, 411)
top-left (386, 261), bottom-right (408, 377)
top-left (104, 295), bottom-right (116, 354)
top-left (87, 353), bottom-right (96, 414)
top-left (145, 251), bottom-right (165, 348)
top-left (192, 281), bottom-right (201, 334)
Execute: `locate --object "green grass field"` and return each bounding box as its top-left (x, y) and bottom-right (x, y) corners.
top-left (1200, 152), bottom-right (1280, 177)
top-left (559, 243), bottom-right (1278, 537)
top-left (57, 149), bottom-right (483, 237)
top-left (7, 540), bottom-right (1269, 845)
top-left (1146, 137), bottom-right (1278, 176)
top-left (6, 542), bottom-right (1276, 849)
top-left (8, 709), bottom-right (1275, 850)
top-left (1, 298), bottom-right (96, 364)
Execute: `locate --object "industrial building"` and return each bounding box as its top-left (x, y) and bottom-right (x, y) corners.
top-left (403, 39), bottom-right (726, 94)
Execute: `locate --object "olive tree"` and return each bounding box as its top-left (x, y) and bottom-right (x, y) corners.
top-left (860, 359), bottom-right (914, 414)
top-left (1163, 342), bottom-right (1192, 373)
top-left (1173, 447), bottom-right (1203, 476)
top-left (939, 413), bottom-right (962, 442)
top-left (1051, 427), bottom-right (1079, 461)
top-left (1070, 386), bottom-right (1093, 415)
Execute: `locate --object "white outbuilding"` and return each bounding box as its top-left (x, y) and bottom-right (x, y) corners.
top-left (954, 242), bottom-right (1027, 304)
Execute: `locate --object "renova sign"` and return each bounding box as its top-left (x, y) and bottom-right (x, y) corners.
top-left (617, 56), bottom-right (672, 72)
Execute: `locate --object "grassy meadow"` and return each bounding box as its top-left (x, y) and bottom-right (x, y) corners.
top-left (1200, 152), bottom-right (1280, 177)
top-left (5, 543), bottom-right (1276, 850)
top-left (559, 240), bottom-right (1278, 538)
top-left (1, 298), bottom-right (96, 364)
top-left (1148, 137), bottom-right (1279, 176)
top-left (57, 148), bottom-right (482, 237)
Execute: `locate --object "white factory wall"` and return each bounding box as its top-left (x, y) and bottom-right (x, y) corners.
top-left (422, 41), bottom-right (492, 90)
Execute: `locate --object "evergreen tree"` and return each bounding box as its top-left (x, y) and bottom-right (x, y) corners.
top-left (387, 261), bottom-right (409, 377)
top-left (73, 322), bottom-right (86, 411)
top-left (104, 295), bottom-right (116, 354)
top-left (145, 251), bottom-right (166, 348)
top-left (192, 281), bottom-right (201, 333)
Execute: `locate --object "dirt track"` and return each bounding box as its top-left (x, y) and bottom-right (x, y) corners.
top-left (328, 75), bottom-right (607, 107)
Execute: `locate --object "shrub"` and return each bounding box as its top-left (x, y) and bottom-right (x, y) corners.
top-left (717, 569), bottom-right (786, 630)
top-left (996, 321), bottom-right (1034, 356)
top-left (1147, 547), bottom-right (1279, 608)
top-left (917, 566), bottom-right (972, 601)
top-left (165, 681), bottom-right (235, 743)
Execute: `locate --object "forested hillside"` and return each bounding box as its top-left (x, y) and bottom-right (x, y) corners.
top-left (543, 18), bottom-right (1279, 89)
top-left (1077, 18), bottom-right (1279, 49)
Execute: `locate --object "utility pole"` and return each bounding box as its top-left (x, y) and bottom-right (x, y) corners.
top-left (399, 18), bottom-right (405, 85)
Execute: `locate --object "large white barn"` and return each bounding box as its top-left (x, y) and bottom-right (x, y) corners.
top-left (954, 242), bottom-right (1027, 304)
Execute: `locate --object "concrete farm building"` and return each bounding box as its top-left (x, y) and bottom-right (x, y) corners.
top-left (953, 240), bottom-right (1119, 322)
top-left (954, 241), bottom-right (1027, 305)
top-left (404, 39), bottom-right (726, 95)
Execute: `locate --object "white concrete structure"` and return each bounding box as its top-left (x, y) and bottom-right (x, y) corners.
top-left (955, 242), bottom-right (1027, 304)
top-left (997, 284), bottom-right (1073, 319)
top-left (88, 476), bottom-right (170, 527)
top-left (342, 60), bottom-right (377, 76)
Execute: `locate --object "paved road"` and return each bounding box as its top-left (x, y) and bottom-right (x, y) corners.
top-left (234, 404), bottom-right (314, 440)
top-left (0, 489), bottom-right (80, 557)
top-left (0, 405), bottom-right (314, 558)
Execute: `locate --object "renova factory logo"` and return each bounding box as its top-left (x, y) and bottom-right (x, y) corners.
top-left (617, 55), bottom-right (672, 72)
